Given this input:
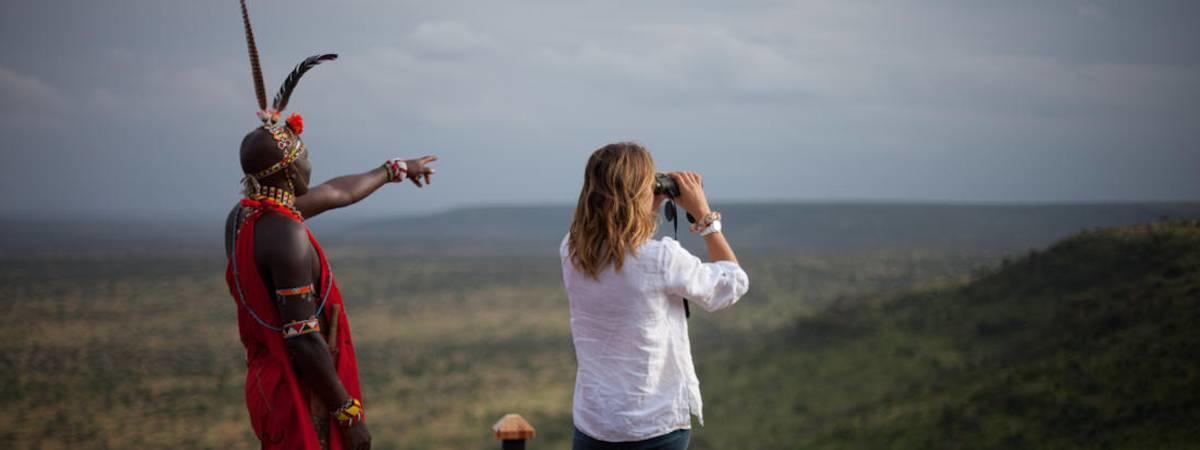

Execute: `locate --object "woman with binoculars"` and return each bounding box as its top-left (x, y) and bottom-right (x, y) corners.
top-left (560, 142), bottom-right (750, 449)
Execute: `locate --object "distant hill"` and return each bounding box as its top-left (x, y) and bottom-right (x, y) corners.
top-left (3, 202), bottom-right (1199, 259)
top-left (692, 221), bottom-right (1200, 449)
top-left (332, 202), bottom-right (1200, 256)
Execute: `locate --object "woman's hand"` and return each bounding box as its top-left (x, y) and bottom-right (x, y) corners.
top-left (405, 155), bottom-right (438, 188)
top-left (668, 171), bottom-right (711, 218)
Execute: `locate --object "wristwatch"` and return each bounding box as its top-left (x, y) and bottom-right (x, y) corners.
top-left (700, 219), bottom-right (722, 236)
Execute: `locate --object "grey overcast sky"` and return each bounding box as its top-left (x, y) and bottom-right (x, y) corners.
top-left (1, 0), bottom-right (1197, 220)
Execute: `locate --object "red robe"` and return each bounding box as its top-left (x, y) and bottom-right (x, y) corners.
top-left (225, 200), bottom-right (363, 450)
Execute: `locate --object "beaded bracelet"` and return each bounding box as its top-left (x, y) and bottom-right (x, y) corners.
top-left (382, 159), bottom-right (408, 183)
top-left (332, 398), bottom-right (365, 428)
top-left (689, 211), bottom-right (722, 233)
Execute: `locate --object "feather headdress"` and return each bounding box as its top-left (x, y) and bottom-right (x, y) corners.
top-left (239, 0), bottom-right (336, 129)
top-left (239, 0), bottom-right (336, 192)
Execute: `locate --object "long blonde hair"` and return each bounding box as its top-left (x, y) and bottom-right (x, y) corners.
top-left (568, 142), bottom-right (658, 279)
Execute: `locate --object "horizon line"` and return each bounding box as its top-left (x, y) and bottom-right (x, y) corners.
top-left (3, 198), bottom-right (1200, 225)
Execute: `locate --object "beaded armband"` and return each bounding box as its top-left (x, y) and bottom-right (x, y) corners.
top-left (332, 398), bottom-right (365, 428)
top-left (382, 159), bottom-right (408, 183)
top-left (281, 317), bottom-right (321, 339)
top-left (276, 284), bottom-right (314, 297)
top-left (690, 211), bottom-right (722, 233)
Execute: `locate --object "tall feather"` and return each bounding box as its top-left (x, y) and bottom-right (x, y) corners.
top-left (240, 0), bottom-right (267, 111)
top-left (272, 54), bottom-right (338, 113)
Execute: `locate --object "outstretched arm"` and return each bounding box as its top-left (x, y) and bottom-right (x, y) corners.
top-left (296, 155), bottom-right (439, 219)
top-left (296, 167), bottom-right (389, 219)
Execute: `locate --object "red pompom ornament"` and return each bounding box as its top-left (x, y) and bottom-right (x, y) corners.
top-left (286, 113), bottom-right (304, 135)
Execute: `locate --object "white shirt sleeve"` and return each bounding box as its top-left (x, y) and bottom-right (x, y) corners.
top-left (661, 238), bottom-right (749, 312)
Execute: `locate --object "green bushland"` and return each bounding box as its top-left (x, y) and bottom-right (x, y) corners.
top-left (1, 245), bottom-right (982, 448)
top-left (693, 221), bottom-right (1200, 449)
top-left (3, 219), bottom-right (1197, 449)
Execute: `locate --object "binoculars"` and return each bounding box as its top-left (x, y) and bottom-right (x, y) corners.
top-left (654, 173), bottom-right (694, 224)
top-left (654, 173), bottom-right (681, 198)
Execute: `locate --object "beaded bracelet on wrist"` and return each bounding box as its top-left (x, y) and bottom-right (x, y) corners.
top-left (690, 211), bottom-right (722, 233)
top-left (332, 398), bottom-right (365, 428)
top-left (382, 159), bottom-right (408, 183)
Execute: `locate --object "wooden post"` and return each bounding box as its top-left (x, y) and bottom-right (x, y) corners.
top-left (493, 413), bottom-right (535, 450)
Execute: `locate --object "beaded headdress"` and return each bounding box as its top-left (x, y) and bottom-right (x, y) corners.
top-left (239, 0), bottom-right (337, 194)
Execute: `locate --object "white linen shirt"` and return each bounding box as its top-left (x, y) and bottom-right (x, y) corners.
top-left (560, 234), bottom-right (749, 442)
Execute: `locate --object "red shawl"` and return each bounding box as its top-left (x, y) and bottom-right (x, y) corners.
top-left (225, 200), bottom-right (363, 450)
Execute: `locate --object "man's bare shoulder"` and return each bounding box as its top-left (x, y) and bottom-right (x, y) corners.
top-left (253, 213), bottom-right (311, 262)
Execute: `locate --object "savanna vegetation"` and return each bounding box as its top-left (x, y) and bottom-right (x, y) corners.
top-left (3, 205), bottom-right (1198, 449)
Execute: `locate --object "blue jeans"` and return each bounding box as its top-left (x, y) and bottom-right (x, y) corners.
top-left (572, 427), bottom-right (691, 450)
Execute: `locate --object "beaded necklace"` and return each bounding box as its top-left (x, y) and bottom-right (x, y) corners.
top-left (245, 185), bottom-right (303, 220)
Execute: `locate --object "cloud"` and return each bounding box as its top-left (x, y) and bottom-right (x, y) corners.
top-left (409, 21), bottom-right (496, 60)
top-left (0, 67), bottom-right (69, 130)
top-left (2, 0), bottom-right (1199, 218)
top-left (82, 59), bottom-right (246, 123)
top-left (535, 25), bottom-right (811, 95)
top-left (1075, 2), bottom-right (1108, 20)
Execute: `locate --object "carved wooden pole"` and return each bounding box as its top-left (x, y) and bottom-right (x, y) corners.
top-left (493, 413), bottom-right (535, 450)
